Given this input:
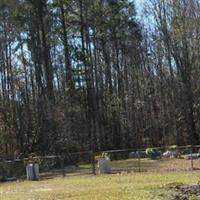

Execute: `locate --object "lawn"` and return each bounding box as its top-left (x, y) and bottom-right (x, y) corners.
top-left (0, 171), bottom-right (200, 200)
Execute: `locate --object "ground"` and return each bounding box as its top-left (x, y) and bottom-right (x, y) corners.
top-left (0, 171), bottom-right (200, 200)
top-left (170, 185), bottom-right (200, 200)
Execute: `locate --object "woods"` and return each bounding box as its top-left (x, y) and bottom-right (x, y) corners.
top-left (0, 0), bottom-right (200, 157)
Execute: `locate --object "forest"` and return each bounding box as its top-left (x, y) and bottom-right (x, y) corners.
top-left (0, 0), bottom-right (200, 157)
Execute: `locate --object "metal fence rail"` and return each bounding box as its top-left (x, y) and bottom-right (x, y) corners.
top-left (0, 145), bottom-right (200, 180)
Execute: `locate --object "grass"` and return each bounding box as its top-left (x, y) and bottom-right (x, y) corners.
top-left (0, 171), bottom-right (200, 200)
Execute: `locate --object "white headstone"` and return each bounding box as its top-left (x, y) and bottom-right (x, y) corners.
top-left (163, 150), bottom-right (171, 158)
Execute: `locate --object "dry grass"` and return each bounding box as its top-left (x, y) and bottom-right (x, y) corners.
top-left (0, 171), bottom-right (200, 200)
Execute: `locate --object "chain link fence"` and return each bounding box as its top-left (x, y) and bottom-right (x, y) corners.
top-left (102, 145), bottom-right (200, 173)
top-left (0, 151), bottom-right (94, 181)
top-left (0, 145), bottom-right (200, 181)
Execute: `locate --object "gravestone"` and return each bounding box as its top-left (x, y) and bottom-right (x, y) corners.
top-left (98, 157), bottom-right (112, 174)
top-left (163, 150), bottom-right (171, 158)
top-left (26, 163), bottom-right (39, 180)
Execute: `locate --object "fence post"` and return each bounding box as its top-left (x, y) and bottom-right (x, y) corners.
top-left (137, 150), bottom-right (141, 172)
top-left (91, 151), bottom-right (96, 175)
top-left (61, 155), bottom-right (66, 177)
top-left (190, 145), bottom-right (194, 170)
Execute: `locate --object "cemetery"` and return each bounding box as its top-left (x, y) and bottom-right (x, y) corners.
top-left (1, 145), bottom-right (200, 181)
top-left (1, 146), bottom-right (200, 199)
top-left (1, 0), bottom-right (200, 199)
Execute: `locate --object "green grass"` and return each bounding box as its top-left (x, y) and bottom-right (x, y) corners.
top-left (0, 171), bottom-right (200, 200)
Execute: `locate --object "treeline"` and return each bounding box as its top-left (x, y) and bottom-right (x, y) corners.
top-left (0, 0), bottom-right (200, 157)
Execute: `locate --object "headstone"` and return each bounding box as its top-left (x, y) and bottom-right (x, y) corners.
top-left (129, 152), bottom-right (137, 159)
top-left (98, 158), bottom-right (112, 174)
top-left (170, 150), bottom-right (180, 158)
top-left (163, 150), bottom-right (171, 158)
top-left (185, 153), bottom-right (199, 160)
top-left (26, 163), bottom-right (39, 180)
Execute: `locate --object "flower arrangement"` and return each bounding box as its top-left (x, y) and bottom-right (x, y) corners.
top-left (145, 148), bottom-right (154, 157)
top-left (95, 152), bottom-right (110, 161)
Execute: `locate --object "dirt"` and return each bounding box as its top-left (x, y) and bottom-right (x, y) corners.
top-left (169, 185), bottom-right (200, 200)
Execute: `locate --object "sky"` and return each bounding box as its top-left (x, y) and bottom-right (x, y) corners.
top-left (134, 0), bottom-right (155, 28)
top-left (135, 0), bottom-right (146, 15)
